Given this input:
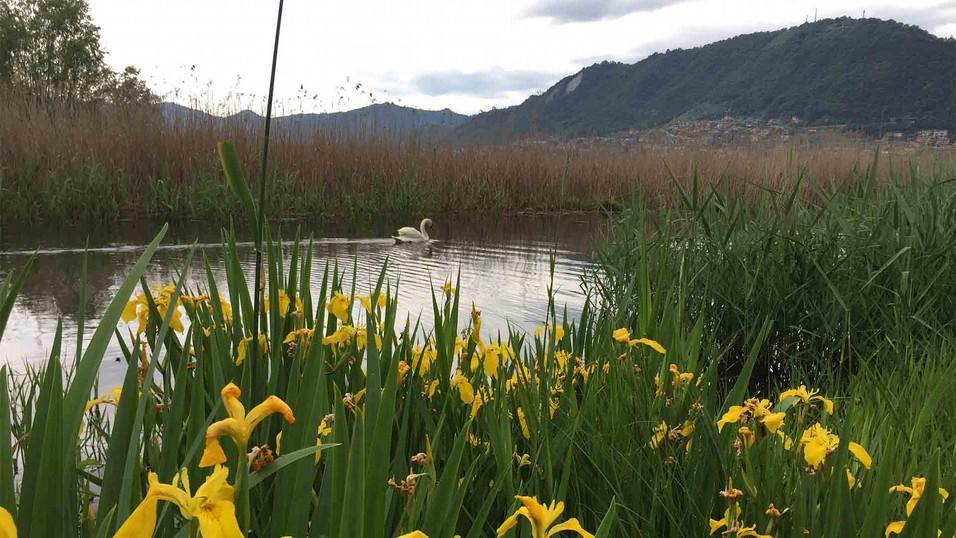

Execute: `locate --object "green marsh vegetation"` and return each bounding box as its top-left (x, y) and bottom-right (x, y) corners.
top-left (3, 1), bottom-right (956, 535)
top-left (0, 150), bottom-right (954, 536)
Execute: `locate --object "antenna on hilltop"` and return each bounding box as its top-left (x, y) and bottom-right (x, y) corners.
top-left (814, 8), bottom-right (818, 22)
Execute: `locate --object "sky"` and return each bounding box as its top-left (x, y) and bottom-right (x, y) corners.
top-left (88, 0), bottom-right (956, 116)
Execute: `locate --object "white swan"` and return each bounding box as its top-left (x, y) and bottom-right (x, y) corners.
top-left (393, 218), bottom-right (433, 243)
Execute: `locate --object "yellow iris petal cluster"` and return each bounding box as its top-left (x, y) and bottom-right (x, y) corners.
top-left (708, 485), bottom-right (772, 538)
top-left (359, 291), bottom-right (386, 313)
top-left (496, 496), bottom-right (593, 538)
top-left (326, 291), bottom-right (352, 322)
top-left (717, 397), bottom-right (786, 434)
top-left (263, 289), bottom-right (291, 317)
top-left (611, 328), bottom-right (666, 354)
top-left (795, 422), bottom-right (872, 471)
top-left (200, 383), bottom-right (295, 467)
top-left (534, 323), bottom-right (566, 342)
top-left (84, 386), bottom-right (123, 412)
top-left (236, 334), bottom-right (268, 366)
top-left (115, 465), bottom-right (241, 538)
top-left (885, 476), bottom-right (950, 536)
top-left (779, 385), bottom-right (835, 415)
top-left (121, 283), bottom-right (186, 334)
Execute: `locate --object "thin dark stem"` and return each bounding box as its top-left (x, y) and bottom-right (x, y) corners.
top-left (251, 0), bottom-right (284, 376)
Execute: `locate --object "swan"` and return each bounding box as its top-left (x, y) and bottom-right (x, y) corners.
top-left (393, 218), bottom-right (433, 243)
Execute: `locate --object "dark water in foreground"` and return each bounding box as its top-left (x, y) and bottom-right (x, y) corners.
top-left (0, 214), bottom-right (605, 386)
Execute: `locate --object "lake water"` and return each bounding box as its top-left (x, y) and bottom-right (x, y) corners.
top-left (0, 215), bottom-right (604, 386)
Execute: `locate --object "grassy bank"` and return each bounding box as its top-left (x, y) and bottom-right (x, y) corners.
top-left (1, 96), bottom-right (954, 224)
top-left (0, 152), bottom-right (955, 536)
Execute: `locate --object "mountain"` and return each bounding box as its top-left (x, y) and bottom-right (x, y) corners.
top-left (456, 18), bottom-right (956, 142)
top-left (161, 102), bottom-right (468, 138)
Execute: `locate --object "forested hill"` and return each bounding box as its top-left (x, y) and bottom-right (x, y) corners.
top-left (457, 18), bottom-right (956, 142)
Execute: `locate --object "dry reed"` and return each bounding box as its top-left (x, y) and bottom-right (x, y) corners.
top-left (1, 95), bottom-right (952, 223)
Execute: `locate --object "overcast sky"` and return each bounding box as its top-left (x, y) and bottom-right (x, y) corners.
top-left (89, 0), bottom-right (956, 115)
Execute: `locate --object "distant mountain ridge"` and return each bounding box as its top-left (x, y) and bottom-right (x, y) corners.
top-left (456, 17), bottom-right (956, 143)
top-left (161, 102), bottom-right (468, 137)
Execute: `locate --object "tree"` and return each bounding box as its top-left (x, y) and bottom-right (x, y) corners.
top-left (0, 0), bottom-right (155, 104)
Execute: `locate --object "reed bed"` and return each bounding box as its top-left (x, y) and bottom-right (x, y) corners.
top-left (2, 95), bottom-right (953, 223)
top-left (0, 145), bottom-right (954, 536)
top-left (591, 159), bottom-right (956, 381)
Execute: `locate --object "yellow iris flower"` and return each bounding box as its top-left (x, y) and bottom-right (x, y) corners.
top-left (717, 398), bottom-right (784, 434)
top-left (236, 335), bottom-right (268, 366)
top-left (885, 476), bottom-right (950, 537)
top-left (359, 292), bottom-right (386, 313)
top-left (398, 532), bottom-right (429, 538)
top-left (496, 496), bottom-right (594, 538)
top-left (891, 475), bottom-right (950, 516)
top-left (326, 292), bottom-right (352, 322)
top-left (796, 423), bottom-right (871, 470)
top-left (283, 328), bottom-right (314, 345)
top-left (649, 421), bottom-right (668, 448)
top-left (517, 407), bottom-right (531, 440)
top-left (779, 385), bottom-right (834, 415)
top-left (451, 372), bottom-right (475, 404)
top-left (0, 506), bottom-right (15, 538)
top-left (412, 344), bottom-right (436, 376)
top-left (219, 297), bottom-right (234, 325)
top-left (471, 304), bottom-right (482, 343)
top-left (114, 465), bottom-right (241, 538)
top-left (708, 505), bottom-right (741, 535)
top-left (471, 342), bottom-right (500, 377)
top-left (200, 383), bottom-right (295, 467)
top-left (534, 323), bottom-right (566, 342)
top-left (121, 284), bottom-right (185, 334)
top-left (322, 325), bottom-right (356, 347)
top-left (84, 386), bottom-right (123, 412)
top-left (611, 328), bottom-right (666, 354)
top-left (736, 525), bottom-right (773, 537)
top-left (442, 281), bottom-right (456, 295)
top-left (263, 289), bottom-right (291, 317)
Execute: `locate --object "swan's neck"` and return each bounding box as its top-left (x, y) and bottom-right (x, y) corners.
top-left (420, 223), bottom-right (429, 241)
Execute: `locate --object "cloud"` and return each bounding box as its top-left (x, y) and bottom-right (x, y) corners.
top-left (406, 68), bottom-right (563, 98)
top-left (573, 23), bottom-right (766, 66)
top-left (524, 0), bottom-right (691, 23)
top-left (863, 1), bottom-right (956, 35)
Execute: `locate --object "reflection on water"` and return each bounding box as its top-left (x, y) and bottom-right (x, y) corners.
top-left (0, 215), bottom-right (605, 385)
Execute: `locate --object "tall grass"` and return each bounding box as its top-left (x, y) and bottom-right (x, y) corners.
top-left (1, 94), bottom-right (953, 223)
top-left (591, 155), bottom-right (956, 383)
top-left (0, 169), bottom-right (954, 536)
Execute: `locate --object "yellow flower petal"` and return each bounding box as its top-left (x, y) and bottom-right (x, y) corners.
top-left (200, 436), bottom-right (229, 467)
top-left (612, 327), bottom-right (631, 342)
top-left (760, 412), bottom-right (786, 433)
top-left (708, 517), bottom-right (727, 535)
top-left (0, 507), bottom-right (17, 538)
top-left (717, 406), bottom-right (747, 433)
top-left (848, 442), bottom-right (872, 469)
top-left (114, 495), bottom-right (159, 538)
top-left (885, 521), bottom-right (905, 537)
top-left (326, 292), bottom-right (352, 322)
top-left (195, 499), bottom-right (243, 538)
top-left (547, 518), bottom-right (594, 538)
top-left (496, 507), bottom-right (530, 536)
top-left (629, 337), bottom-right (666, 354)
top-left (803, 438), bottom-right (829, 469)
top-left (398, 532), bottom-right (429, 538)
top-left (245, 395), bottom-right (296, 433)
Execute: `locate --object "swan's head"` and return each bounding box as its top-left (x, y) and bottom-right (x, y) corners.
top-left (421, 218), bottom-right (433, 229)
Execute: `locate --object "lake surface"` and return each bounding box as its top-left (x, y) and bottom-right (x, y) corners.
top-left (0, 215), bottom-right (605, 386)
